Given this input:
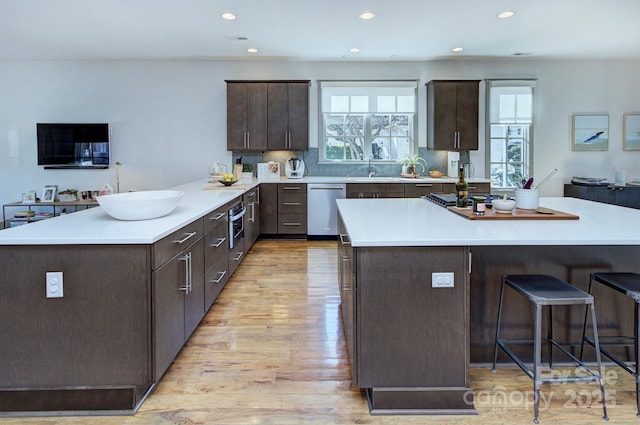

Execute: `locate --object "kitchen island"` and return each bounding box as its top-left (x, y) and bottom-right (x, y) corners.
top-left (336, 197), bottom-right (640, 414)
top-left (0, 179), bottom-right (258, 415)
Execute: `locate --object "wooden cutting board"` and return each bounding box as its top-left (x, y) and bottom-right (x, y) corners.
top-left (448, 206), bottom-right (579, 220)
top-left (203, 183), bottom-right (249, 190)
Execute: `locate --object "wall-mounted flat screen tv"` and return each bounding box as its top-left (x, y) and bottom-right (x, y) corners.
top-left (37, 123), bottom-right (110, 169)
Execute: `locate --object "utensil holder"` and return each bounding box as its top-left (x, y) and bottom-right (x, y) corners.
top-left (515, 189), bottom-right (539, 210)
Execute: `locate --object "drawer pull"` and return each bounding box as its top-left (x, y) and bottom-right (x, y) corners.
top-left (283, 187), bottom-right (302, 190)
top-left (283, 222), bottom-right (301, 226)
top-left (211, 237), bottom-right (226, 248)
top-left (210, 270), bottom-right (227, 284)
top-left (232, 251), bottom-right (244, 261)
top-left (339, 233), bottom-right (351, 245)
top-left (415, 184), bottom-right (433, 187)
top-left (210, 212), bottom-right (226, 221)
top-left (283, 202), bottom-right (301, 206)
top-left (246, 191), bottom-right (257, 198)
top-left (174, 231), bottom-right (197, 244)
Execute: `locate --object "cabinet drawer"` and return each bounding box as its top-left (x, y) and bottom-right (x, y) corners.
top-left (278, 213), bottom-right (307, 234)
top-left (152, 219), bottom-right (204, 270)
top-left (404, 183), bottom-right (444, 198)
top-left (278, 183), bottom-right (306, 196)
top-left (279, 194), bottom-right (306, 214)
top-left (203, 207), bottom-right (228, 235)
top-left (204, 260), bottom-right (228, 310)
top-left (204, 230), bottom-right (228, 270)
top-left (467, 182), bottom-right (490, 194)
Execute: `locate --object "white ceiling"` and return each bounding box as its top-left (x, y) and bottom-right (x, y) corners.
top-left (2, 0), bottom-right (640, 61)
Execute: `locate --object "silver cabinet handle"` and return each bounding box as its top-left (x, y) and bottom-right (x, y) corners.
top-left (282, 187), bottom-right (302, 190)
top-left (246, 191), bottom-right (256, 198)
top-left (211, 237), bottom-right (226, 248)
top-left (210, 212), bottom-right (225, 221)
top-left (339, 233), bottom-right (351, 245)
top-left (232, 251), bottom-right (244, 261)
top-left (283, 202), bottom-right (301, 206)
top-left (178, 252), bottom-right (192, 294)
top-left (210, 270), bottom-right (227, 284)
top-left (246, 132), bottom-right (250, 148)
top-left (415, 184), bottom-right (433, 187)
top-left (283, 222), bottom-right (301, 226)
top-left (174, 231), bottom-right (197, 244)
top-left (249, 201), bottom-right (255, 223)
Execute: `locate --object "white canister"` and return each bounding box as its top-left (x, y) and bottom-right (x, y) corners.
top-left (615, 170), bottom-right (626, 186)
top-left (515, 189), bottom-right (539, 210)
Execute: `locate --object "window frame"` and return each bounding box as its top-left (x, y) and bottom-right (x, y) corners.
top-left (484, 79), bottom-right (536, 192)
top-left (318, 80), bottom-right (418, 164)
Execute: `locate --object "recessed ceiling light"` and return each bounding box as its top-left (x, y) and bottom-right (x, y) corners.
top-left (221, 13), bottom-right (236, 21)
top-left (247, 48), bottom-right (258, 54)
top-left (452, 47), bottom-right (464, 52)
top-left (498, 11), bottom-right (515, 19)
top-left (359, 12), bottom-right (376, 20)
top-left (350, 47), bottom-right (360, 53)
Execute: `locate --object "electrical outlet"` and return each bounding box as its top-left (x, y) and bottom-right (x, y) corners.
top-left (46, 271), bottom-right (63, 298)
top-left (432, 272), bottom-right (454, 288)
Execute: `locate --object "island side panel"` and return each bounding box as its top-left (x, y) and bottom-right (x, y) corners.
top-left (470, 245), bottom-right (640, 364)
top-left (0, 244), bottom-right (152, 411)
top-left (355, 246), bottom-right (474, 412)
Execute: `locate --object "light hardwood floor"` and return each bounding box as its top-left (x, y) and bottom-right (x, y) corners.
top-left (1, 240), bottom-right (638, 424)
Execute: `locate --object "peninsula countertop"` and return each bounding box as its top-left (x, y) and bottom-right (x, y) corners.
top-left (0, 179), bottom-right (259, 245)
top-left (337, 197), bottom-right (640, 247)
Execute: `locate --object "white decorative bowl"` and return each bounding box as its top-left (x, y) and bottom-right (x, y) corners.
top-left (97, 190), bottom-right (184, 221)
top-left (492, 199), bottom-right (516, 213)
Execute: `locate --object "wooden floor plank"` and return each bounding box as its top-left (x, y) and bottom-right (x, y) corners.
top-left (1, 239), bottom-right (638, 424)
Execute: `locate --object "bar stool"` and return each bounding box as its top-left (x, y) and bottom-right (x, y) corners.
top-left (492, 274), bottom-right (608, 423)
top-left (581, 272), bottom-right (640, 417)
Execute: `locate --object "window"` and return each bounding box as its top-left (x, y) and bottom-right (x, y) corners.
top-left (319, 81), bottom-right (417, 162)
top-left (485, 80), bottom-right (535, 190)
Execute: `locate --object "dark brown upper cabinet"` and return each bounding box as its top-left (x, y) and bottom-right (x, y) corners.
top-left (226, 82), bottom-right (268, 151)
top-left (226, 80), bottom-right (309, 151)
top-left (426, 80), bottom-right (480, 151)
top-left (267, 82), bottom-right (309, 151)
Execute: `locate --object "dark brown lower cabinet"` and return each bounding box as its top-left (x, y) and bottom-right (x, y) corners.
top-left (153, 237), bottom-right (204, 380)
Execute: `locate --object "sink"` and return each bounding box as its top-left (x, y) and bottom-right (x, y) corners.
top-left (97, 190), bottom-right (184, 220)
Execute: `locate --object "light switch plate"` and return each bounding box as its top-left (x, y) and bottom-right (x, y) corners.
top-left (46, 271), bottom-right (63, 298)
top-left (432, 272), bottom-right (454, 288)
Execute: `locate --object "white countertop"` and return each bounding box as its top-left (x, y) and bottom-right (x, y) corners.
top-left (337, 197), bottom-right (640, 247)
top-left (0, 179), bottom-right (257, 245)
top-left (257, 175), bottom-right (488, 184)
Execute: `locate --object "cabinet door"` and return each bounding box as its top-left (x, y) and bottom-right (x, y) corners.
top-left (455, 82), bottom-right (479, 150)
top-left (428, 82), bottom-right (457, 150)
top-left (184, 238), bottom-right (205, 339)
top-left (226, 83), bottom-right (268, 151)
top-left (243, 187), bottom-right (260, 247)
top-left (267, 83), bottom-right (289, 150)
top-left (287, 82), bottom-right (309, 151)
top-left (227, 83), bottom-right (248, 151)
top-left (259, 184), bottom-right (278, 234)
top-left (153, 254), bottom-right (186, 380)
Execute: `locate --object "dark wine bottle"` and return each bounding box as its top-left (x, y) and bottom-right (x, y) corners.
top-left (456, 166), bottom-right (468, 207)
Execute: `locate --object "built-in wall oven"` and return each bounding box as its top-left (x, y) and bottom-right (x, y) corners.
top-left (228, 201), bottom-right (246, 250)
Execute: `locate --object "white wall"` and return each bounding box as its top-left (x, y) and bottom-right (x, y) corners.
top-left (1, 58), bottom-right (639, 210)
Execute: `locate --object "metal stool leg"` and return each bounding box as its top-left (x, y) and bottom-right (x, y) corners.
top-left (548, 306), bottom-right (553, 371)
top-left (580, 275), bottom-right (594, 361)
top-left (634, 301), bottom-right (640, 417)
top-left (589, 302), bottom-right (609, 421)
top-left (492, 277), bottom-right (506, 373)
top-left (533, 303), bottom-right (542, 424)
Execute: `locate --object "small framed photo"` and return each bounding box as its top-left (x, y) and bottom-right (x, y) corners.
top-left (572, 114), bottom-right (609, 151)
top-left (623, 113), bottom-right (640, 151)
top-left (41, 185), bottom-right (58, 203)
top-left (21, 191), bottom-right (37, 204)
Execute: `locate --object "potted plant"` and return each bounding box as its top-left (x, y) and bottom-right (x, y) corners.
top-left (241, 163), bottom-right (254, 180)
top-left (401, 154), bottom-right (427, 176)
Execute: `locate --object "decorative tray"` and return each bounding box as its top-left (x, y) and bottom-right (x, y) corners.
top-left (448, 206), bottom-right (579, 220)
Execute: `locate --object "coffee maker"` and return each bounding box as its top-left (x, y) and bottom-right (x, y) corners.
top-left (285, 157), bottom-right (305, 179)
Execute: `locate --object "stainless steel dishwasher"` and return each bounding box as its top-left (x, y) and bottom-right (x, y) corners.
top-left (307, 183), bottom-right (346, 236)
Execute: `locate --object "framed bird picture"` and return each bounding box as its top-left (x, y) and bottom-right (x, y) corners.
top-left (572, 114), bottom-right (609, 151)
top-left (623, 114), bottom-right (640, 151)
